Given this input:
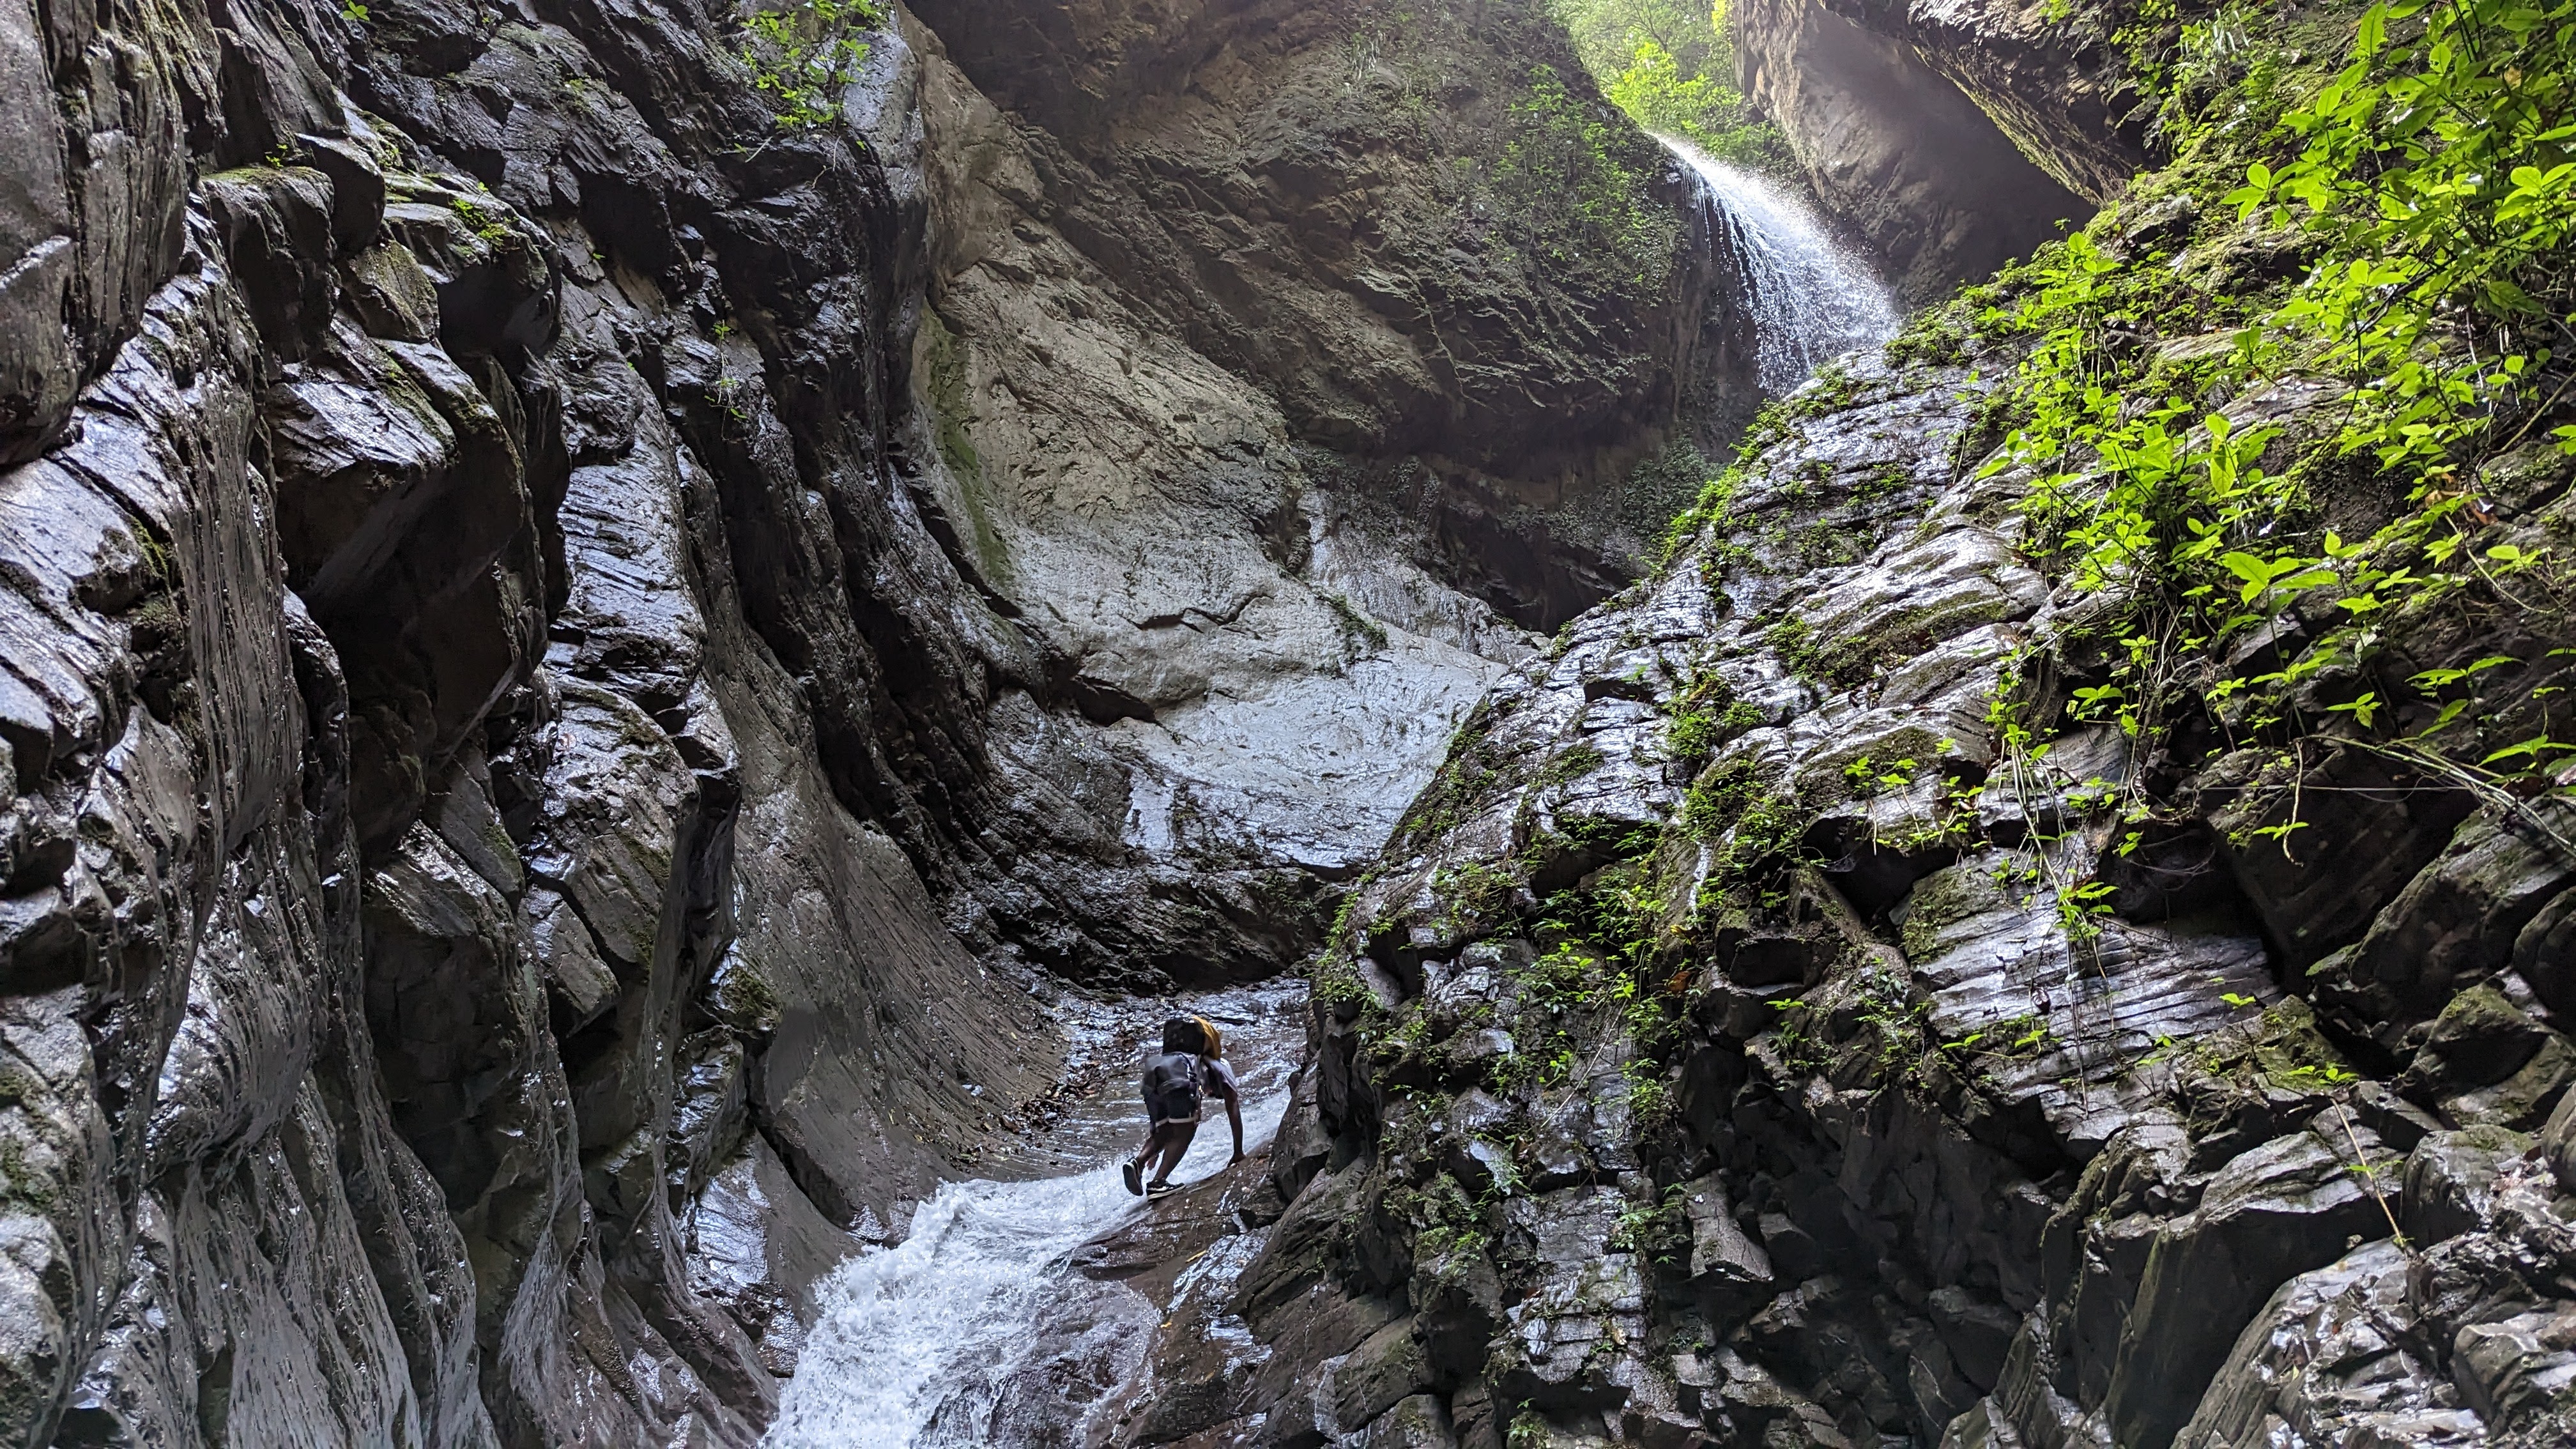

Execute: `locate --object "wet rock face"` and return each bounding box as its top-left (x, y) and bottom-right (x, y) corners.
top-left (1734, 0), bottom-right (2088, 302)
top-left (876, 0), bottom-right (1759, 985)
top-left (1, 0), bottom-right (1077, 1440)
top-left (1163, 326), bottom-right (2576, 1448)
top-left (906, 0), bottom-right (1722, 486)
top-left (2, 0), bottom-right (1748, 1436)
top-left (1820, 0), bottom-right (2154, 204)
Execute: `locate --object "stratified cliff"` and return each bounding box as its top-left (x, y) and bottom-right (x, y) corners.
top-left (0, 0), bottom-right (1746, 1440)
top-left (1, 0), bottom-right (1057, 1437)
top-left (879, 0), bottom-right (1752, 987)
top-left (1076, 0), bottom-right (2576, 1444)
top-left (1735, 0), bottom-right (2086, 302)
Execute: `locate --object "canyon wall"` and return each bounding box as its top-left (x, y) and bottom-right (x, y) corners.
top-left (0, 0), bottom-right (1735, 1441)
top-left (1078, 3), bottom-right (2576, 1446)
top-left (1097, 274), bottom-right (2576, 1449)
top-left (1734, 0), bottom-right (2087, 302)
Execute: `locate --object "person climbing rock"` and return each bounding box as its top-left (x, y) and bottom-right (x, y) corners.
top-left (1123, 1014), bottom-right (1243, 1197)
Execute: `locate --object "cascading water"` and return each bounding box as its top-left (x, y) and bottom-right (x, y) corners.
top-left (765, 985), bottom-right (1305, 1445)
top-left (767, 147), bottom-right (1898, 1449)
top-left (1657, 134), bottom-right (1898, 390)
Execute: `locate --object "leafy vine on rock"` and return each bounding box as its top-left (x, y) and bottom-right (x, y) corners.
top-left (735, 0), bottom-right (884, 130)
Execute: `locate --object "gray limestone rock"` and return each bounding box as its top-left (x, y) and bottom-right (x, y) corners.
top-left (2103, 1123), bottom-right (2402, 1449)
top-left (1733, 0), bottom-right (2086, 302)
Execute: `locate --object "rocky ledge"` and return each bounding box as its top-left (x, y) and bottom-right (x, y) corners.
top-left (0, 0), bottom-right (1752, 1439)
top-left (1095, 251), bottom-right (2576, 1449)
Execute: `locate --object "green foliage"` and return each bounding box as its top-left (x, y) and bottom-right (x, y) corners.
top-left (1489, 939), bottom-right (1609, 1091)
top-left (1620, 438), bottom-right (1726, 542)
top-left (1974, 0), bottom-right (2576, 843)
top-left (1662, 457), bottom-right (1749, 562)
top-left (1666, 708), bottom-right (1722, 760)
top-left (1662, 670), bottom-right (1764, 761)
top-left (2226, 0), bottom-right (2576, 478)
top-left (1393, 716), bottom-right (1507, 848)
top-left (1679, 758), bottom-right (1807, 887)
top-left (1609, 1181), bottom-right (1693, 1264)
top-left (1883, 301), bottom-right (1974, 368)
top-left (448, 194), bottom-right (510, 245)
top-left (737, 0), bottom-right (884, 130)
top-left (1324, 592), bottom-right (1392, 652)
top-left (1554, 0), bottom-right (1731, 77)
top-left (1309, 951), bottom-right (1377, 1010)
top-left (1760, 613), bottom-right (1873, 687)
top-left (1496, 66), bottom-right (1685, 288)
top-left (1534, 742), bottom-right (1609, 790)
top-left (1604, 40), bottom-right (1791, 171)
top-left (1623, 1060), bottom-right (1676, 1130)
top-left (1553, 0), bottom-right (1791, 171)
top-left (1841, 753), bottom-right (1918, 797)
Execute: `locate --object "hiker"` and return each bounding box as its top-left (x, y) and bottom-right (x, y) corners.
top-left (1123, 1014), bottom-right (1243, 1196)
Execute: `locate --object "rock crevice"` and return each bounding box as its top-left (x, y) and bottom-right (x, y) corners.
top-left (0, 0), bottom-right (1747, 1438)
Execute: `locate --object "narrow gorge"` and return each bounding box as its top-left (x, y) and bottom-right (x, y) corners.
top-left (1, 0), bottom-right (2571, 1444)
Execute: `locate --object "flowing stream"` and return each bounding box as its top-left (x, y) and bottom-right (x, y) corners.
top-left (1658, 134), bottom-right (1898, 390)
top-left (766, 983), bottom-right (1307, 1445)
top-left (766, 147), bottom-right (1897, 1449)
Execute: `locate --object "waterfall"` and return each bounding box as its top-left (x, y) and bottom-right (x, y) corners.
top-left (762, 151), bottom-right (1900, 1449)
top-left (1657, 135), bottom-right (1897, 392)
top-left (764, 985), bottom-right (1306, 1446)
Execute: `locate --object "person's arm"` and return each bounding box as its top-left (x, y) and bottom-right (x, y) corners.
top-left (1213, 1059), bottom-right (1246, 1162)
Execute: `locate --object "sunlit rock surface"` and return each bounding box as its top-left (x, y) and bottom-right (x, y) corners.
top-left (0, 0), bottom-right (1752, 1436)
top-left (1167, 332), bottom-right (2576, 1446)
top-left (1735, 0), bottom-right (2087, 302)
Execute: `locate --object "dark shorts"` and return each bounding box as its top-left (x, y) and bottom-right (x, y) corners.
top-left (1146, 1085), bottom-right (1200, 1128)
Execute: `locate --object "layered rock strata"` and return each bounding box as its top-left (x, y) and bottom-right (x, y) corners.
top-left (0, 0), bottom-right (1747, 1439)
top-left (1818, 0), bottom-right (2154, 203)
top-left (1093, 237), bottom-right (2576, 1449)
top-left (0, 0), bottom-right (1073, 1436)
top-left (885, 0), bottom-right (1776, 970)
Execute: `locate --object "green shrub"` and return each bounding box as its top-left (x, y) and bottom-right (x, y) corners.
top-left (737, 0), bottom-right (884, 130)
top-left (1975, 0), bottom-right (2576, 836)
top-left (1551, 0), bottom-right (1793, 172)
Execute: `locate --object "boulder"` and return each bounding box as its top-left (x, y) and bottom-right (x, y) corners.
top-left (2402, 1126), bottom-right (2533, 1245)
top-left (2103, 1123), bottom-right (2400, 1449)
top-left (2171, 1241), bottom-right (2478, 1448)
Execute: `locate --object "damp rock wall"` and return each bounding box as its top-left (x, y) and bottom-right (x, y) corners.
top-left (0, 0), bottom-right (1739, 1439)
top-left (1105, 296), bottom-right (2576, 1449)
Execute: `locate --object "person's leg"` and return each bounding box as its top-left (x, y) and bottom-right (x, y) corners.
top-left (1145, 1120), bottom-right (1199, 1187)
top-left (1126, 1116), bottom-right (1166, 1195)
top-left (1129, 1120), bottom-right (1179, 1183)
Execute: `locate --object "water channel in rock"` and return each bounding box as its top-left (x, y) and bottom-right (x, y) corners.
top-left (767, 981), bottom-right (1309, 1445)
top-left (765, 146), bottom-right (1901, 1447)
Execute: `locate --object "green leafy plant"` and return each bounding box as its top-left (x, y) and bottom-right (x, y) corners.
top-left (448, 194), bottom-right (511, 245)
top-left (1963, 0), bottom-right (2576, 879)
top-left (737, 0), bottom-right (884, 130)
top-left (1843, 754), bottom-right (1918, 797)
top-left (1551, 0), bottom-right (1791, 172)
top-left (1494, 65), bottom-right (1684, 288)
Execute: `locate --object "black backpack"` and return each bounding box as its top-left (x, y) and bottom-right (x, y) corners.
top-left (1142, 1050), bottom-right (1204, 1117)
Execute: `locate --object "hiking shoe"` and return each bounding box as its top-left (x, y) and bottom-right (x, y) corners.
top-left (1146, 1180), bottom-right (1178, 1198)
top-left (1122, 1160), bottom-right (1143, 1197)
